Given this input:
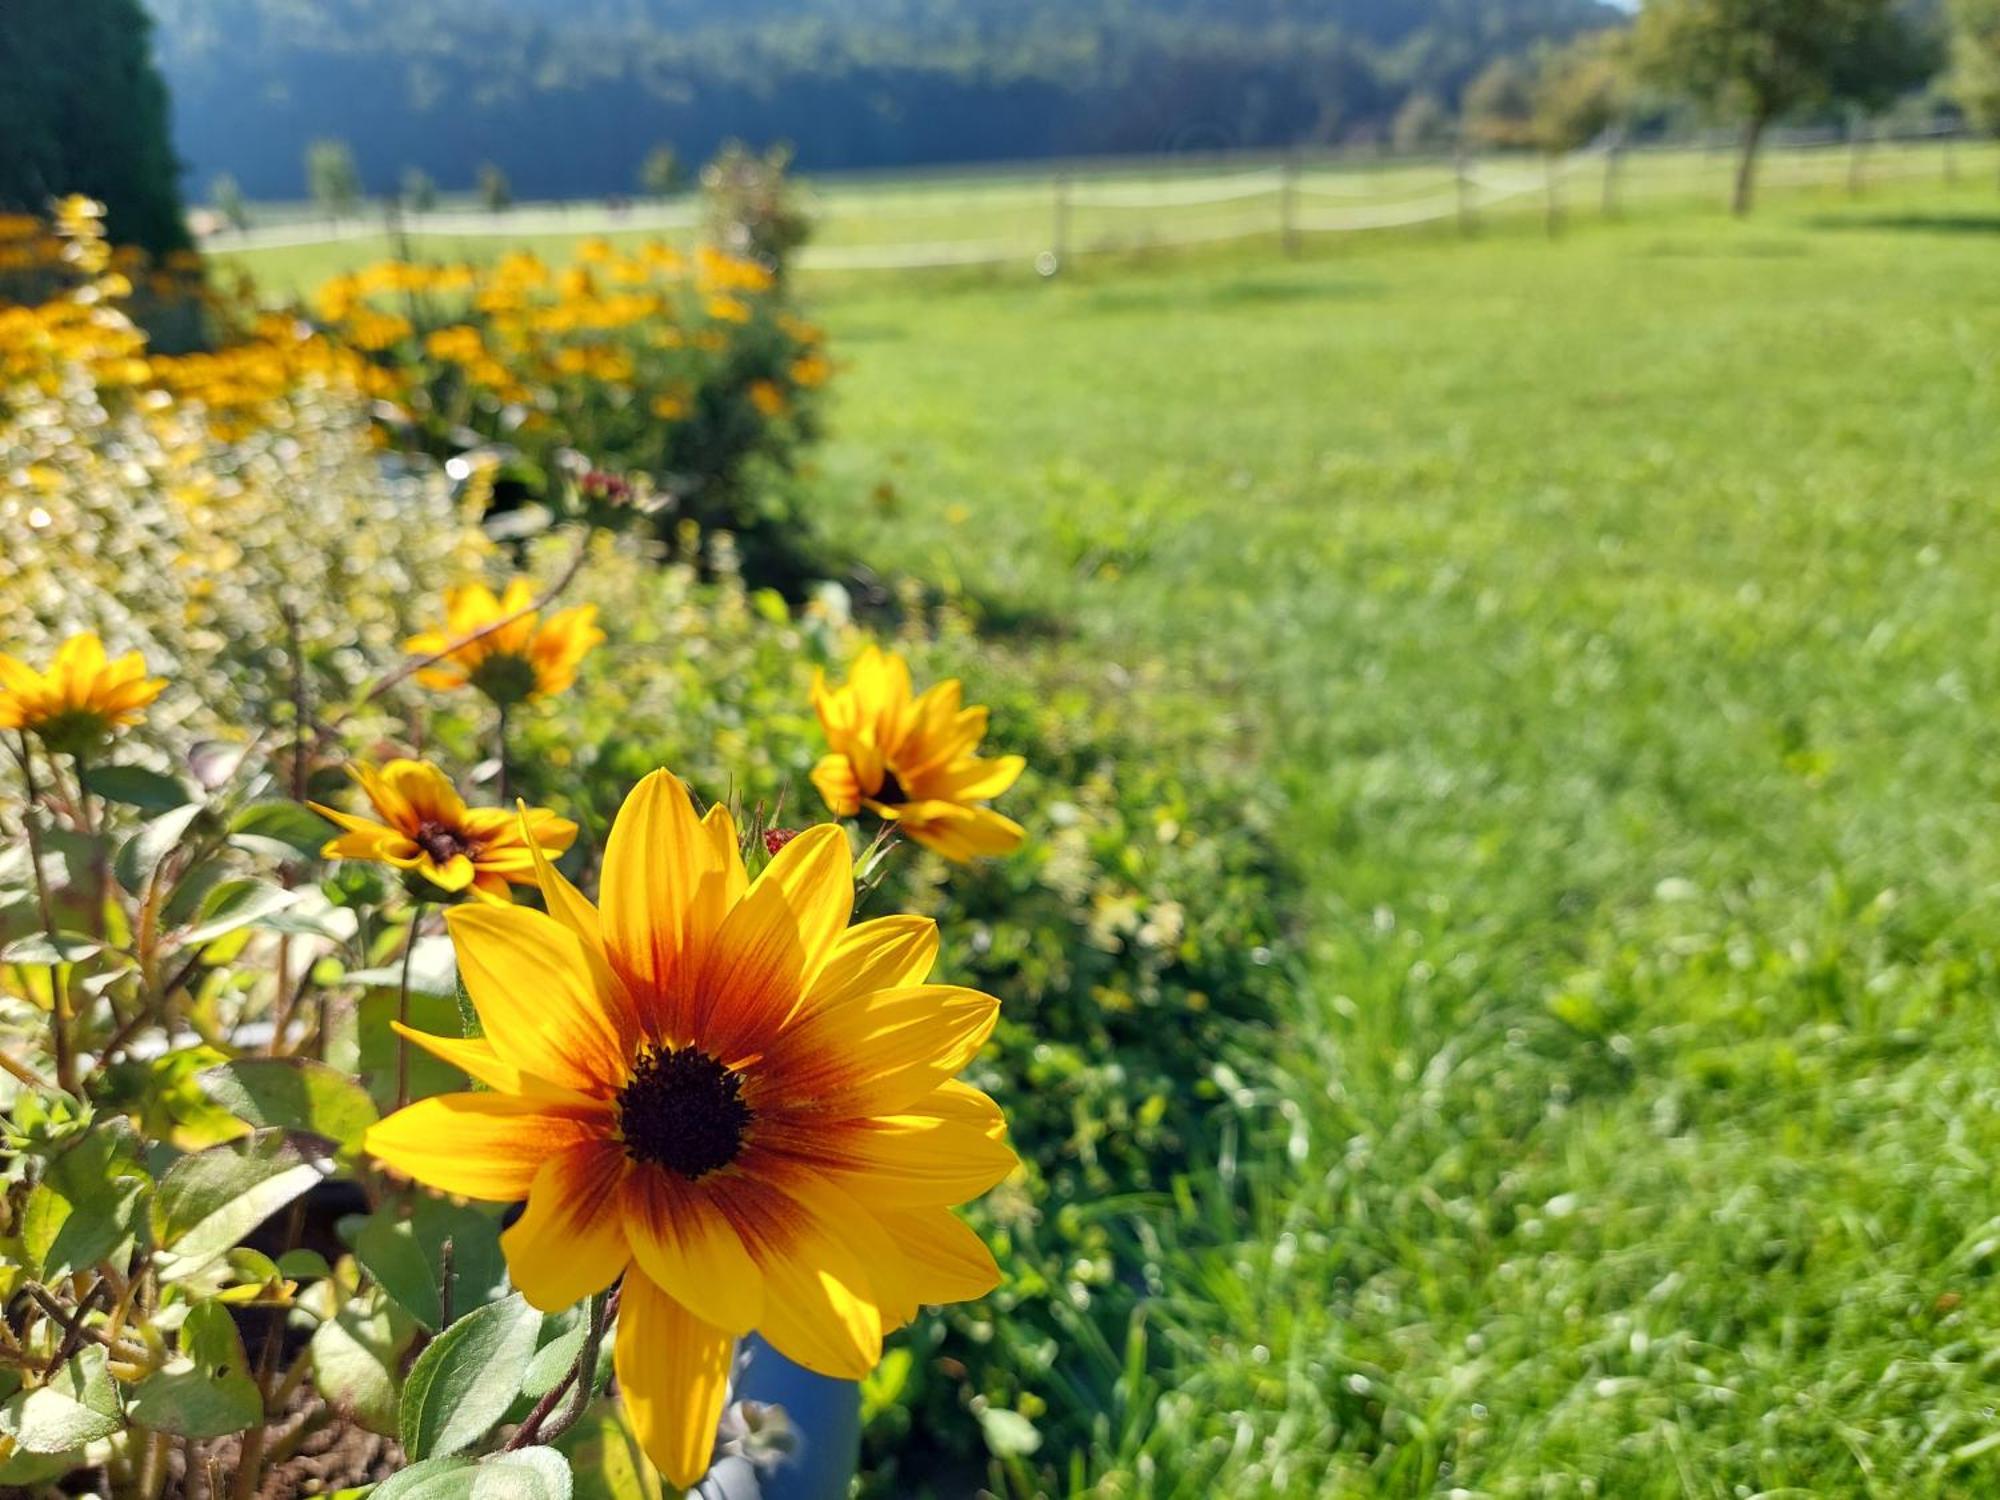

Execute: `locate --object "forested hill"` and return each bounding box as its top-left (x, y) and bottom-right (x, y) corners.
top-left (146, 0), bottom-right (1624, 201)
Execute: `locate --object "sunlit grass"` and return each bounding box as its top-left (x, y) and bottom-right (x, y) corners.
top-left (810, 181), bottom-right (2000, 1495)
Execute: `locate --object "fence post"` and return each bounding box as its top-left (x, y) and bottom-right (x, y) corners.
top-left (1601, 132), bottom-right (1623, 218)
top-left (1279, 153), bottom-right (1300, 257)
top-left (1454, 146), bottom-right (1475, 237)
top-left (1847, 118), bottom-right (1866, 197)
top-left (1543, 154), bottom-right (1562, 238)
top-left (1050, 173), bottom-right (1071, 271)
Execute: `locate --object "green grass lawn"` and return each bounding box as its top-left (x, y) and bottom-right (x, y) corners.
top-left (803, 186), bottom-right (2000, 1495)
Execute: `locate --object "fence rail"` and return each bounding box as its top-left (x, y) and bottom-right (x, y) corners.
top-left (206, 128), bottom-right (1997, 276)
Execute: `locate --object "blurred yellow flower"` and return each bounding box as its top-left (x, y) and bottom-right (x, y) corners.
top-left (404, 578), bottom-right (605, 705)
top-left (312, 759), bottom-right (576, 902)
top-left (747, 380), bottom-right (787, 418)
top-left (0, 632), bottom-right (165, 749)
top-left (811, 645), bottom-right (1025, 861)
top-left (365, 769), bottom-right (1011, 1487)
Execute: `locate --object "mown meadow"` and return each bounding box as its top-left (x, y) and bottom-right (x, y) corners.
top-left (798, 187), bottom-right (2000, 1495)
top-left (5, 164), bottom-right (2000, 1500)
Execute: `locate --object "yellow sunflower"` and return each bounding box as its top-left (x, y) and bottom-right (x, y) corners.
top-left (311, 760), bottom-right (577, 902)
top-left (364, 769), bottom-right (1015, 1487)
top-left (0, 632), bottom-right (166, 751)
top-left (810, 645), bottom-right (1025, 861)
top-left (404, 579), bottom-right (605, 705)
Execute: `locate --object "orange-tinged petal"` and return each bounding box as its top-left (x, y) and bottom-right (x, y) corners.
top-left (364, 1093), bottom-right (606, 1201)
top-left (810, 754), bottom-right (862, 818)
top-left (502, 1141), bottom-right (631, 1311)
top-left (447, 904), bottom-right (635, 1097)
top-left (754, 985), bottom-right (999, 1117)
top-left (619, 1171), bottom-right (764, 1335)
top-left (694, 825), bottom-right (852, 1060)
top-left (722, 1173), bottom-right (885, 1380)
top-left (796, 915), bottom-right (938, 1022)
top-left (754, 1110), bottom-right (1016, 1207)
top-left (615, 1272), bottom-right (734, 1490)
top-left (388, 1022), bottom-right (593, 1102)
top-left (687, 803), bottom-right (748, 960)
top-left (600, 769), bottom-right (708, 1041)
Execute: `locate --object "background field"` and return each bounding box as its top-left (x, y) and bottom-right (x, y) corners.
top-left (211, 135), bottom-right (2000, 293)
top-left (153, 156), bottom-right (2000, 1493)
top-left (785, 184), bottom-right (2000, 1494)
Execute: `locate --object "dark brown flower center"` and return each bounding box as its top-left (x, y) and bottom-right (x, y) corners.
top-left (616, 1045), bottom-right (753, 1180)
top-left (413, 820), bottom-right (473, 865)
top-left (874, 767), bottom-right (910, 806)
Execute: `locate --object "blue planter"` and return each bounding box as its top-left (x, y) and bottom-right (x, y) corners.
top-left (700, 1335), bottom-right (859, 1500)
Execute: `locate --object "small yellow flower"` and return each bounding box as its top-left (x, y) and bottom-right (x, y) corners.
top-left (365, 770), bottom-right (1013, 1487)
top-left (811, 645), bottom-right (1025, 861)
top-left (0, 633), bottom-right (165, 750)
top-left (311, 760), bottom-right (576, 902)
top-left (404, 579), bottom-right (605, 705)
top-left (747, 380), bottom-right (787, 418)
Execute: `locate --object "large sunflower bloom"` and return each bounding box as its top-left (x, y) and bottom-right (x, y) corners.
top-left (311, 760), bottom-right (576, 902)
top-left (365, 770), bottom-right (1015, 1487)
top-left (810, 645), bottom-right (1025, 862)
top-left (404, 579), bottom-right (604, 705)
top-left (0, 633), bottom-right (165, 750)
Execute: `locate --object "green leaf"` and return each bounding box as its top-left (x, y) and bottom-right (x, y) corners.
top-left (115, 803), bottom-right (207, 894)
top-left (398, 1292), bottom-right (543, 1461)
top-left (409, 1198), bottom-right (509, 1322)
top-left (0, 1347), bottom-right (122, 1454)
top-left (1, 931), bottom-right (104, 965)
top-left (521, 1324), bottom-right (587, 1401)
top-left (200, 1057), bottom-right (378, 1151)
top-left (978, 1405), bottom-right (1042, 1458)
top-left (84, 764), bottom-right (192, 814)
top-left (311, 1286), bottom-right (417, 1437)
top-left (178, 878), bottom-right (301, 946)
top-left (229, 800), bottom-right (335, 862)
top-left (372, 1448), bottom-right (573, 1500)
top-left (21, 1120), bottom-right (150, 1279)
top-left (355, 1213), bottom-right (446, 1331)
top-left (152, 1130), bottom-right (324, 1281)
top-left (126, 1300), bottom-right (264, 1438)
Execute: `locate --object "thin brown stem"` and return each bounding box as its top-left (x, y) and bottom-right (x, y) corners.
top-left (495, 699), bottom-right (510, 805)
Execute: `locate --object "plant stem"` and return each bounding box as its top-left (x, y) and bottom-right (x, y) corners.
top-left (495, 699), bottom-right (510, 805)
top-left (505, 1285), bottom-right (616, 1451)
top-left (395, 903), bottom-right (426, 1111)
top-left (14, 733), bottom-right (76, 1093)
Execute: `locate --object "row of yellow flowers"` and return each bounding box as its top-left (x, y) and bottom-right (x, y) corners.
top-left (0, 609), bottom-right (1025, 1488)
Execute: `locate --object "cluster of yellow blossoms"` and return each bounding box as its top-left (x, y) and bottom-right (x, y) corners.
top-left (312, 240), bottom-right (828, 428)
top-left (3, 607), bottom-right (1026, 1486)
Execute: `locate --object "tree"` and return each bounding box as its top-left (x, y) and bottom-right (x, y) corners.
top-left (1463, 56), bottom-right (1542, 147)
top-left (210, 172), bottom-right (249, 233)
top-left (1947, 0), bottom-right (2000, 133)
top-left (401, 166), bottom-right (438, 214)
top-left (477, 161), bottom-right (512, 213)
top-left (639, 143), bottom-right (685, 198)
top-left (1533, 30), bottom-right (1632, 152)
top-left (306, 138), bottom-right (362, 220)
top-left (1635, 0), bottom-right (1931, 215)
top-left (0, 0), bottom-right (190, 254)
top-left (1391, 91), bottom-right (1457, 153)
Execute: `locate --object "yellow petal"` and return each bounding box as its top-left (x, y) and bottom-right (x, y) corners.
top-left (447, 904), bottom-right (635, 1097)
top-left (619, 1170), bottom-right (764, 1335)
top-left (735, 1175), bottom-right (886, 1380)
top-left (694, 824), bottom-right (852, 1061)
top-left (615, 1272), bottom-right (734, 1490)
top-left (388, 1022), bottom-right (591, 1102)
top-left (364, 1093), bottom-right (606, 1201)
top-left (873, 1207), bottom-right (1002, 1327)
top-left (754, 1109), bottom-right (1016, 1207)
top-left (795, 915), bottom-right (938, 1023)
top-left (600, 769), bottom-right (708, 1041)
top-left (755, 985), bottom-right (999, 1117)
top-left (501, 1142), bottom-right (631, 1312)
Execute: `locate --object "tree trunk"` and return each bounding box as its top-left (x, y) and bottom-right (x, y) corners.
top-left (1732, 111), bottom-right (1769, 217)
